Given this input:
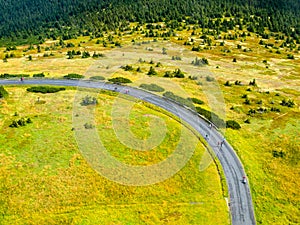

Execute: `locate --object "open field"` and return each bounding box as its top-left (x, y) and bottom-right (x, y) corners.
top-left (0, 87), bottom-right (229, 224)
top-left (0, 24), bottom-right (299, 224)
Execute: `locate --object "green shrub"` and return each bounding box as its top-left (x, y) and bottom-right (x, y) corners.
top-left (248, 109), bottom-right (256, 115)
top-left (224, 81), bottom-right (231, 86)
top-left (147, 66), bottom-right (157, 76)
top-left (280, 99), bottom-right (295, 107)
top-left (84, 123), bottom-right (95, 129)
top-left (9, 117), bottom-right (33, 128)
top-left (33, 73), bottom-right (45, 78)
top-left (249, 79), bottom-right (256, 86)
top-left (173, 69), bottom-right (185, 78)
top-left (81, 96), bottom-right (98, 106)
top-left (0, 73), bottom-right (30, 78)
top-left (122, 65), bottom-right (134, 71)
top-left (63, 73), bottom-right (84, 79)
top-left (82, 51), bottom-right (90, 58)
top-left (139, 84), bottom-right (165, 92)
top-left (226, 120), bottom-right (241, 130)
top-left (206, 76), bottom-right (215, 82)
top-left (163, 71), bottom-right (172, 78)
top-left (27, 86), bottom-right (66, 94)
top-left (244, 98), bottom-right (251, 105)
top-left (272, 150), bottom-right (285, 158)
top-left (108, 77), bottom-right (132, 84)
top-left (0, 86), bottom-right (8, 98)
top-left (192, 57), bottom-right (209, 66)
top-left (188, 97), bottom-right (204, 105)
top-left (235, 80), bottom-right (242, 85)
top-left (90, 76), bottom-right (105, 81)
top-left (244, 119), bottom-right (251, 124)
top-left (163, 91), bottom-right (194, 108)
top-left (195, 107), bottom-right (226, 128)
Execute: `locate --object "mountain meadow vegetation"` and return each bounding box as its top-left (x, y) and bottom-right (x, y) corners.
top-left (0, 0), bottom-right (299, 224)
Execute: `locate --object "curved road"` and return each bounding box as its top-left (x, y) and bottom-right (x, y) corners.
top-left (0, 79), bottom-right (256, 225)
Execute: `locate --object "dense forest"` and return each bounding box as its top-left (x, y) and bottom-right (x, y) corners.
top-left (0, 0), bottom-right (299, 45)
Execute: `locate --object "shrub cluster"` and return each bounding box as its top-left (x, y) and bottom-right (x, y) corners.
top-left (0, 73), bottom-right (30, 78)
top-left (163, 91), bottom-right (194, 108)
top-left (27, 86), bottom-right (66, 94)
top-left (122, 65), bottom-right (134, 71)
top-left (196, 106), bottom-right (225, 128)
top-left (108, 77), bottom-right (132, 84)
top-left (163, 69), bottom-right (185, 78)
top-left (9, 118), bottom-right (32, 128)
top-left (139, 83), bottom-right (165, 92)
top-left (81, 96), bottom-right (98, 106)
top-left (187, 97), bottom-right (204, 105)
top-left (90, 76), bottom-right (105, 81)
top-left (280, 99), bottom-right (295, 107)
top-left (33, 73), bottom-right (45, 78)
top-left (272, 150), bottom-right (285, 158)
top-left (192, 57), bottom-right (209, 66)
top-left (84, 123), bottom-right (95, 129)
top-left (92, 52), bottom-right (104, 58)
top-left (172, 56), bottom-right (182, 61)
top-left (63, 73), bottom-right (85, 79)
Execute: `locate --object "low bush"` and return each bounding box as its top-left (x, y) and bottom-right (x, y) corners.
top-left (84, 123), bottom-right (95, 129)
top-left (81, 96), bottom-right (98, 106)
top-left (224, 81), bottom-right (232, 86)
top-left (163, 91), bottom-right (194, 108)
top-left (272, 150), bottom-right (285, 158)
top-left (33, 73), bottom-right (45, 78)
top-left (147, 66), bottom-right (157, 76)
top-left (206, 76), bottom-right (215, 82)
top-left (139, 84), bottom-right (165, 92)
top-left (63, 73), bottom-right (84, 79)
top-left (122, 65), bottom-right (134, 71)
top-left (188, 97), bottom-right (204, 105)
top-left (9, 117), bottom-right (33, 128)
top-left (27, 86), bottom-right (66, 94)
top-left (173, 69), bottom-right (185, 78)
top-left (226, 120), bottom-right (241, 130)
top-left (108, 77), bottom-right (132, 84)
top-left (280, 99), bottom-right (295, 108)
top-left (0, 73), bottom-right (30, 78)
top-left (196, 106), bottom-right (225, 128)
top-left (0, 86), bottom-right (8, 98)
top-left (244, 119), bottom-right (251, 124)
top-left (90, 76), bottom-right (105, 81)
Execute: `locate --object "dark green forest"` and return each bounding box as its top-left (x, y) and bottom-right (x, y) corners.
top-left (0, 0), bottom-right (299, 46)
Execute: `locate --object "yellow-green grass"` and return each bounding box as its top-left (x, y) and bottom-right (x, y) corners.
top-left (0, 87), bottom-right (229, 224)
top-left (0, 25), bottom-right (299, 225)
top-left (217, 82), bottom-right (300, 225)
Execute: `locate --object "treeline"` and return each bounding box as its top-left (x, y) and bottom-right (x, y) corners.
top-left (0, 0), bottom-right (299, 46)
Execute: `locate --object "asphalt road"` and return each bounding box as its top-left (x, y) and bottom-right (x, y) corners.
top-left (0, 79), bottom-right (256, 225)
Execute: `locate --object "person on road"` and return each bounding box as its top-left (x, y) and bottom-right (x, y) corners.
top-left (220, 138), bottom-right (226, 147)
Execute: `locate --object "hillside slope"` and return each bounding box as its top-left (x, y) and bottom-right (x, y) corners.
top-left (0, 0), bottom-right (299, 45)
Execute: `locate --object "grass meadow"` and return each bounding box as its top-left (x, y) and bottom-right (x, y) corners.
top-left (0, 25), bottom-right (299, 224)
top-left (0, 87), bottom-right (229, 224)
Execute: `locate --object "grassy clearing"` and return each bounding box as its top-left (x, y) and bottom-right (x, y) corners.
top-left (0, 87), bottom-right (229, 224)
